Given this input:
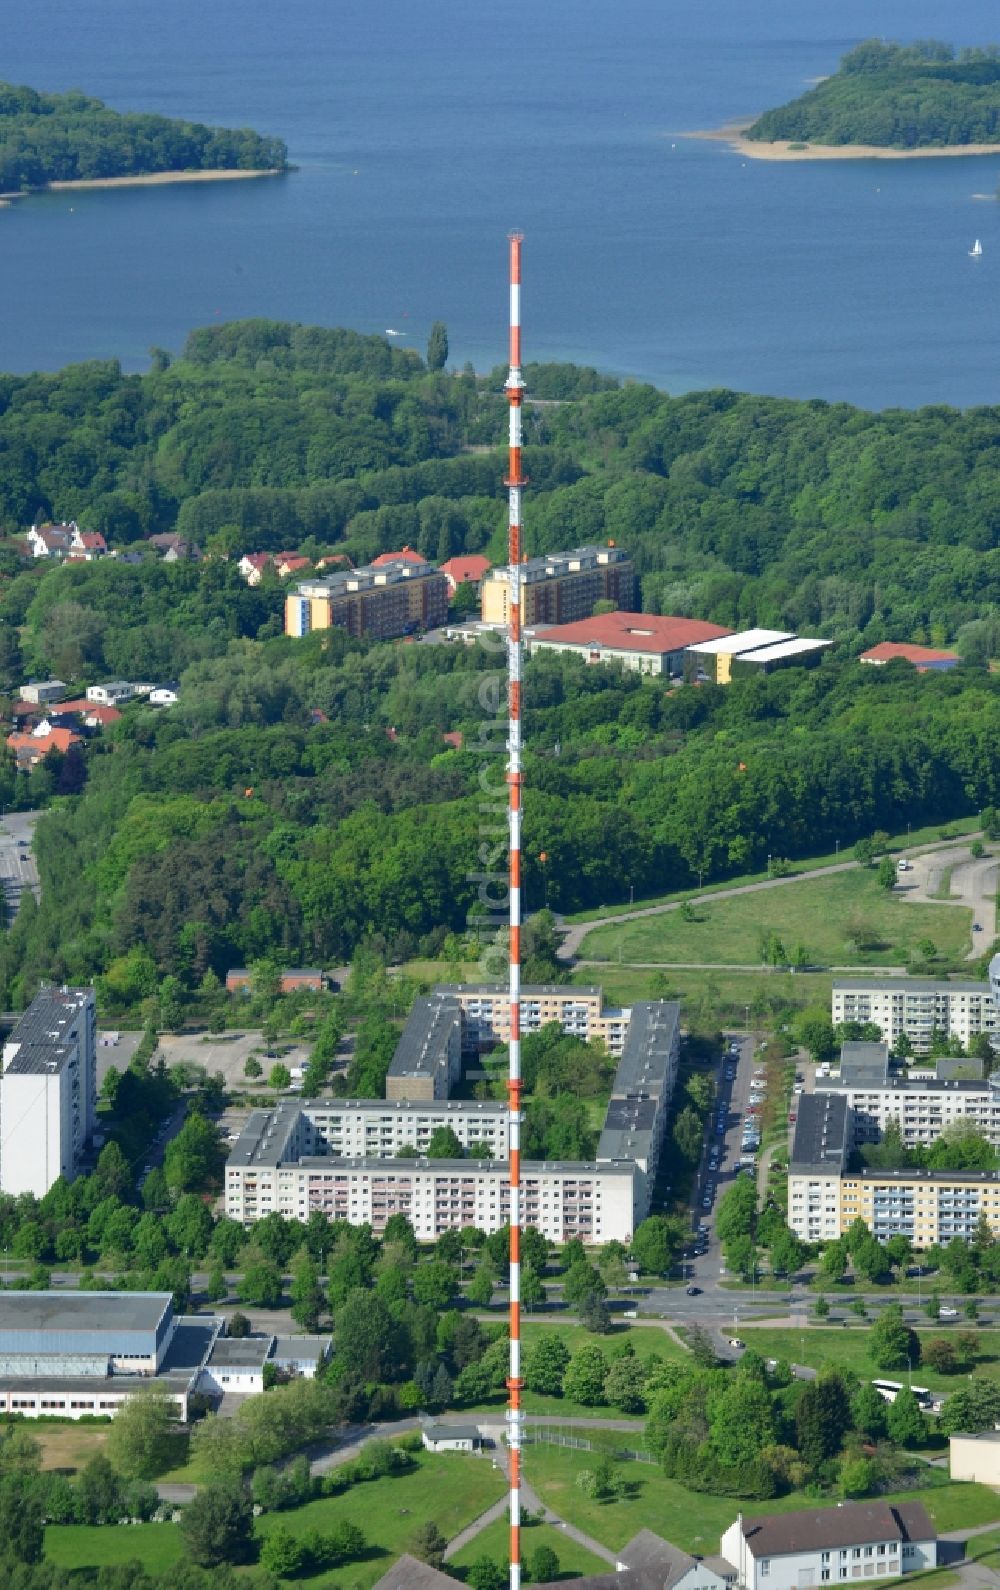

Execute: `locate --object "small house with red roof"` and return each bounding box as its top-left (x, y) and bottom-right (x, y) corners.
top-left (275, 553), bottom-right (311, 579)
top-left (529, 612), bottom-right (733, 678)
top-left (71, 529), bottom-right (107, 558)
top-left (439, 554), bottom-right (491, 594)
top-left (859, 642), bottom-right (960, 673)
top-left (7, 727), bottom-right (83, 768)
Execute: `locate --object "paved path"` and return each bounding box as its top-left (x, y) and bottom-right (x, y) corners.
top-left (898, 848), bottom-right (997, 960)
top-left (557, 834), bottom-right (987, 963)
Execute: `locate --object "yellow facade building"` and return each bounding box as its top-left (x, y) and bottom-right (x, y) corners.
top-left (480, 545), bottom-right (635, 627)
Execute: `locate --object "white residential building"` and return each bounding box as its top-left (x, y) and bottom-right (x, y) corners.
top-left (832, 977), bottom-right (998, 1055)
top-left (720, 1501), bottom-right (937, 1590)
top-left (0, 987), bottom-right (97, 1197)
top-left (225, 1151), bottom-right (636, 1242)
top-left (85, 682), bottom-right (136, 707)
top-left (815, 1074), bottom-right (1000, 1150)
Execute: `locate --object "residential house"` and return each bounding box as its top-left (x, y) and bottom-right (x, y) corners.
top-left (238, 553), bottom-right (272, 586)
top-left (225, 967), bottom-right (328, 995)
top-left (720, 1500), bottom-right (937, 1590)
top-left (149, 685), bottom-right (179, 707)
top-left (85, 683), bottom-right (136, 706)
top-left (859, 643), bottom-right (959, 673)
top-left (7, 727), bottom-right (83, 768)
top-left (19, 680), bottom-right (66, 706)
top-left (439, 553), bottom-right (491, 594)
top-left (275, 553), bottom-right (311, 579)
top-left (27, 522), bottom-right (76, 559)
top-left (70, 529), bottom-right (107, 558)
top-left (147, 533), bottom-right (202, 562)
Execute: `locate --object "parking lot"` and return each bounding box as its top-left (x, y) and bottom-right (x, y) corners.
top-left (156, 1030), bottom-right (313, 1089)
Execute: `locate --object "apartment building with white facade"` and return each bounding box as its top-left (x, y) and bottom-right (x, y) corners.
top-left (832, 977), bottom-right (998, 1056)
top-left (226, 1150), bottom-right (637, 1242)
top-left (720, 1502), bottom-right (936, 1590)
top-left (226, 994), bottom-right (680, 1240)
top-left (0, 987), bottom-right (97, 1197)
top-left (814, 1072), bottom-right (1000, 1150)
top-left (788, 1091), bottom-right (1000, 1246)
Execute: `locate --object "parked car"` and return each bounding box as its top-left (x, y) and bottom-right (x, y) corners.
top-left (686, 1285), bottom-right (701, 1296)
top-left (728, 1338), bottom-right (745, 1350)
top-left (702, 1195), bottom-right (711, 1209)
top-left (939, 1305), bottom-right (959, 1319)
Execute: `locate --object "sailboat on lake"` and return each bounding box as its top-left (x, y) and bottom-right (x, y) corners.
top-left (970, 238), bottom-right (984, 257)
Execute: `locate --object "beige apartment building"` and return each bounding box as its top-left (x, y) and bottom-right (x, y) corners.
top-left (438, 983), bottom-right (630, 1055)
top-left (480, 545), bottom-right (635, 627)
top-left (285, 558), bottom-right (448, 640)
top-left (788, 1092), bottom-right (1000, 1246)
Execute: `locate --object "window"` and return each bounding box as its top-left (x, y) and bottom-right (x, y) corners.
top-left (822, 1554), bottom-right (831, 1564)
top-left (822, 1573), bottom-right (830, 1583)
top-left (760, 1564), bottom-right (769, 1578)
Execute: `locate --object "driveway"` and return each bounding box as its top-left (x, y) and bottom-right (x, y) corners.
top-left (896, 846), bottom-right (997, 958)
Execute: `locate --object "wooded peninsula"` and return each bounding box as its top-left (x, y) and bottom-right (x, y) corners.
top-left (747, 40), bottom-right (1000, 150)
top-left (0, 82), bottom-right (287, 192)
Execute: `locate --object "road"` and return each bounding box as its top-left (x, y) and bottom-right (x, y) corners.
top-left (556, 833), bottom-right (989, 963)
top-left (0, 810), bottom-right (40, 921)
top-left (898, 848), bottom-right (997, 959)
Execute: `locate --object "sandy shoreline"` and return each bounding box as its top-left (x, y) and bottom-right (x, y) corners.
top-left (45, 168), bottom-right (284, 191)
top-left (685, 123), bottom-right (1000, 162)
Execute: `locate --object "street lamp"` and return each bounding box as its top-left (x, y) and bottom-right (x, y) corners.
top-left (835, 839), bottom-right (840, 857)
top-left (766, 853), bottom-right (772, 876)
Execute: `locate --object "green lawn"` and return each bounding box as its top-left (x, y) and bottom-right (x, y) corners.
top-left (448, 1516), bottom-right (608, 1580)
top-left (563, 818), bottom-right (982, 925)
top-left (579, 870), bottom-right (972, 969)
top-left (46, 1522), bottom-right (184, 1572)
top-left (253, 1451), bottom-right (506, 1587)
top-left (571, 965), bottom-right (835, 1023)
top-left (738, 1326), bottom-right (1000, 1394)
top-left (522, 1443), bottom-right (1000, 1555)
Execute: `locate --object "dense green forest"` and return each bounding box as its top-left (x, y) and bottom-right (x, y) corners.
top-left (0, 319), bottom-right (999, 1008)
top-left (747, 40), bottom-right (1000, 148)
top-left (0, 83), bottom-right (286, 190)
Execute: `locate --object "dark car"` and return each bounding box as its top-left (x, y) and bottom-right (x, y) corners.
top-left (686, 1285), bottom-right (701, 1296)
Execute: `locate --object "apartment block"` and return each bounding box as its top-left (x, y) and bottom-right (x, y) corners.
top-left (788, 1090), bottom-right (1000, 1246)
top-left (480, 545), bottom-right (635, 628)
top-left (285, 557), bottom-right (448, 641)
top-left (832, 977), bottom-right (998, 1056)
top-left (815, 1072), bottom-right (1000, 1150)
top-left (436, 983), bottom-right (630, 1056)
top-left (226, 994), bottom-right (680, 1240)
top-left (0, 987), bottom-right (97, 1197)
top-left (786, 1094), bottom-right (852, 1244)
top-left (226, 1151), bottom-right (636, 1243)
top-left (385, 993), bottom-right (463, 1101)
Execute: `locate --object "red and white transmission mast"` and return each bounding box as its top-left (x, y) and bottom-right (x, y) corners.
top-left (504, 230), bottom-right (526, 1590)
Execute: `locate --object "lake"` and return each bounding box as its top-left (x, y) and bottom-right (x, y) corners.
top-left (3, 0), bottom-right (1000, 408)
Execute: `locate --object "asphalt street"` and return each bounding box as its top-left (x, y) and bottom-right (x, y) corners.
top-left (0, 810), bottom-right (40, 921)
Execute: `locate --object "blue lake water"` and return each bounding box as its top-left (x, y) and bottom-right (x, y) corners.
top-left (3, 0), bottom-right (1000, 407)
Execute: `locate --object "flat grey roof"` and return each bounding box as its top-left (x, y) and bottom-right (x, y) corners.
top-left (790, 1094), bottom-right (850, 1175)
top-left (273, 1335), bottom-right (330, 1363)
top-left (424, 1422), bottom-right (481, 1441)
top-left (612, 1001), bottom-right (679, 1097)
top-left (817, 1076), bottom-right (992, 1096)
top-left (292, 1156), bottom-right (635, 1176)
top-left (208, 1337), bottom-right (272, 1368)
top-left (0, 1292), bottom-right (171, 1335)
top-left (307, 1098), bottom-right (506, 1116)
top-left (850, 1167), bottom-right (1000, 1185)
top-left (839, 1041), bottom-right (890, 1088)
top-left (227, 1103), bottom-right (302, 1170)
top-left (833, 977), bottom-right (992, 995)
top-left (4, 987), bottom-right (92, 1074)
top-left (387, 993), bottom-right (460, 1082)
top-left (597, 1096), bottom-right (658, 1162)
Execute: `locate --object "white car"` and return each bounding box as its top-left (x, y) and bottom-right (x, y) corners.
top-left (939, 1306), bottom-right (959, 1319)
top-left (728, 1338), bottom-right (745, 1350)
